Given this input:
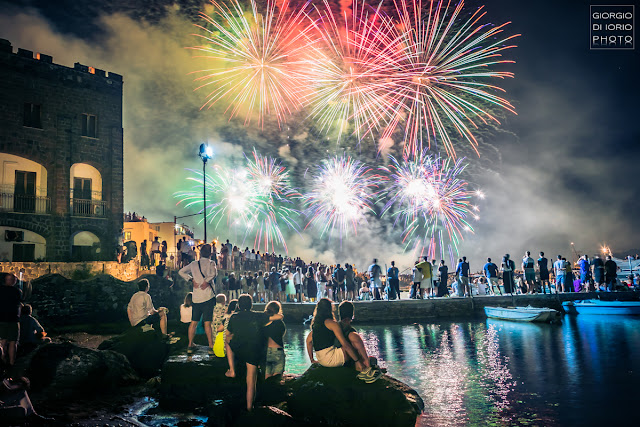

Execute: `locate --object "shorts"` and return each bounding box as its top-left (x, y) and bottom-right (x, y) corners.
top-left (138, 312), bottom-right (160, 328)
top-left (192, 297), bottom-right (215, 322)
top-left (525, 270), bottom-right (536, 282)
top-left (230, 341), bottom-right (262, 367)
top-left (459, 276), bottom-right (469, 286)
top-left (264, 347), bottom-right (285, 376)
top-left (316, 346), bottom-right (346, 368)
top-left (346, 282), bottom-right (356, 292)
top-left (539, 270), bottom-right (550, 281)
top-left (556, 275), bottom-right (565, 285)
top-left (0, 322), bottom-right (19, 341)
top-left (488, 277), bottom-right (499, 287)
top-left (371, 278), bottom-right (382, 289)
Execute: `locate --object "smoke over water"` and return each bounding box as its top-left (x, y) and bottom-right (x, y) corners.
top-left (1, 1), bottom-right (638, 272)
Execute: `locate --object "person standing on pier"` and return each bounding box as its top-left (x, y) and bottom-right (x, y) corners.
top-left (579, 255), bottom-right (593, 292)
top-left (483, 258), bottom-right (501, 295)
top-left (416, 257), bottom-right (434, 298)
top-left (591, 255), bottom-right (605, 290)
top-left (387, 261), bottom-right (400, 300)
top-left (604, 255), bottom-right (618, 292)
top-left (522, 251), bottom-right (536, 294)
top-left (437, 260), bottom-right (449, 297)
top-left (553, 255), bottom-right (566, 293)
top-left (538, 252), bottom-right (551, 294)
top-left (411, 261), bottom-right (423, 299)
top-left (456, 257), bottom-right (471, 297)
top-left (501, 255), bottom-right (515, 294)
top-left (367, 259), bottom-right (383, 300)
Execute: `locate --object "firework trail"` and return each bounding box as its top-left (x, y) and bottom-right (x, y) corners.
top-left (380, 152), bottom-right (476, 264)
top-left (190, 0), bottom-right (314, 126)
top-left (303, 155), bottom-right (381, 238)
top-left (176, 151), bottom-right (299, 253)
top-left (383, 0), bottom-right (519, 157)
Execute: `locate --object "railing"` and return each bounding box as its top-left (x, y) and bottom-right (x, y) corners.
top-left (0, 191), bottom-right (50, 214)
top-left (71, 198), bottom-right (107, 217)
top-left (69, 189), bottom-right (107, 217)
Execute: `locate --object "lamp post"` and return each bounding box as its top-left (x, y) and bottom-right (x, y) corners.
top-left (198, 143), bottom-right (213, 242)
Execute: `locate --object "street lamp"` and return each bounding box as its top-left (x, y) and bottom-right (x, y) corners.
top-left (198, 143), bottom-right (213, 242)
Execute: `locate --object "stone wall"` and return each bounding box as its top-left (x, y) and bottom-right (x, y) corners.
top-left (0, 259), bottom-right (140, 282)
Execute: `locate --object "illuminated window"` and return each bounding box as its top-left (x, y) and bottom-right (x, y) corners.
top-left (124, 231), bottom-right (131, 240)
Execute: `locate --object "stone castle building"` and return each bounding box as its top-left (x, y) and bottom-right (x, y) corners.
top-left (0, 39), bottom-right (123, 262)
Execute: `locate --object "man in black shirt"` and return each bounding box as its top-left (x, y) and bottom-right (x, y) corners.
top-left (225, 294), bottom-right (283, 411)
top-left (604, 256), bottom-right (618, 292)
top-left (0, 273), bottom-right (22, 367)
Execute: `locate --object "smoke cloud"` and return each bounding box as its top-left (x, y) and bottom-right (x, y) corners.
top-left (1, 1), bottom-right (638, 273)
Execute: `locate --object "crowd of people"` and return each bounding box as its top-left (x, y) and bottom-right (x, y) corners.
top-left (127, 243), bottom-right (386, 412)
top-left (0, 273), bottom-right (53, 424)
top-left (172, 239), bottom-right (639, 304)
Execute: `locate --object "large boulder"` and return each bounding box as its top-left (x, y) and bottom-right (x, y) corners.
top-left (26, 342), bottom-right (140, 398)
top-left (159, 348), bottom-right (423, 427)
top-left (159, 347), bottom-right (291, 411)
top-left (28, 273), bottom-right (189, 328)
top-left (287, 364), bottom-right (424, 427)
top-left (98, 326), bottom-right (170, 378)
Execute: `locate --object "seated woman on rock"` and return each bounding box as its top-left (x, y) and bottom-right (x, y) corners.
top-left (305, 298), bottom-right (381, 383)
top-left (225, 295), bottom-right (283, 411)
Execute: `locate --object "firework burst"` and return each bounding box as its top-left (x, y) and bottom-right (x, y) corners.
top-left (303, 155), bottom-right (381, 238)
top-left (301, 0), bottom-right (405, 141)
top-left (383, 0), bottom-right (519, 157)
top-left (176, 151), bottom-right (299, 253)
top-left (381, 152), bottom-right (476, 264)
top-left (191, 0), bottom-right (314, 126)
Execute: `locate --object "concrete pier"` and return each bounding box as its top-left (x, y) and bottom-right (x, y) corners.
top-left (253, 291), bottom-right (640, 323)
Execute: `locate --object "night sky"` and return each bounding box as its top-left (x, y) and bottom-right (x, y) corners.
top-left (1, 0), bottom-right (639, 268)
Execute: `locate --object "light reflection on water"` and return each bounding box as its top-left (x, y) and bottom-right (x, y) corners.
top-left (284, 316), bottom-right (640, 426)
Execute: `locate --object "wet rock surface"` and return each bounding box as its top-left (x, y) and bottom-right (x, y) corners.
top-left (98, 326), bottom-right (170, 378)
top-left (26, 342), bottom-right (140, 398)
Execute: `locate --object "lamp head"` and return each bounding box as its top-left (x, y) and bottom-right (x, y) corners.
top-left (199, 143), bottom-right (213, 162)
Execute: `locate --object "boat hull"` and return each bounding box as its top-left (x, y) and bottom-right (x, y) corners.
top-left (484, 306), bottom-right (561, 323)
top-left (562, 300), bottom-right (640, 315)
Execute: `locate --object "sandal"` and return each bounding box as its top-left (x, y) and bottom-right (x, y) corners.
top-left (187, 346), bottom-right (194, 355)
top-left (208, 348), bottom-right (215, 356)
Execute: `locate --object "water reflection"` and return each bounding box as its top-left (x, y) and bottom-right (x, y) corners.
top-left (285, 316), bottom-right (640, 426)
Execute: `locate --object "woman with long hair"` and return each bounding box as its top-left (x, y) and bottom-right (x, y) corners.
top-left (305, 299), bottom-right (364, 370)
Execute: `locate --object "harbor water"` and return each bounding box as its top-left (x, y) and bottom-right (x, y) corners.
top-left (283, 315), bottom-right (640, 426)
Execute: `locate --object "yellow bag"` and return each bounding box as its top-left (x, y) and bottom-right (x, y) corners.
top-left (213, 331), bottom-right (225, 357)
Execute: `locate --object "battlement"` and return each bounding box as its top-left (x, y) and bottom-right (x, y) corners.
top-left (0, 38), bottom-right (123, 84)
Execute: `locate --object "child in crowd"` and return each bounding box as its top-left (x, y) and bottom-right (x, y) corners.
top-left (211, 294), bottom-right (228, 357)
top-left (180, 293), bottom-right (193, 324)
top-left (359, 282), bottom-right (371, 300)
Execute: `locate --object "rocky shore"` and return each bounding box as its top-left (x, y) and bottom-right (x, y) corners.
top-left (10, 325), bottom-right (423, 426)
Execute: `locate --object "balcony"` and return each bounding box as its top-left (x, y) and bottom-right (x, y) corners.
top-left (0, 185), bottom-right (50, 214)
top-left (70, 190), bottom-right (107, 218)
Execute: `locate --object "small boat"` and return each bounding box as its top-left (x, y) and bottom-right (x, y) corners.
top-left (484, 306), bottom-right (562, 323)
top-left (562, 300), bottom-right (640, 315)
